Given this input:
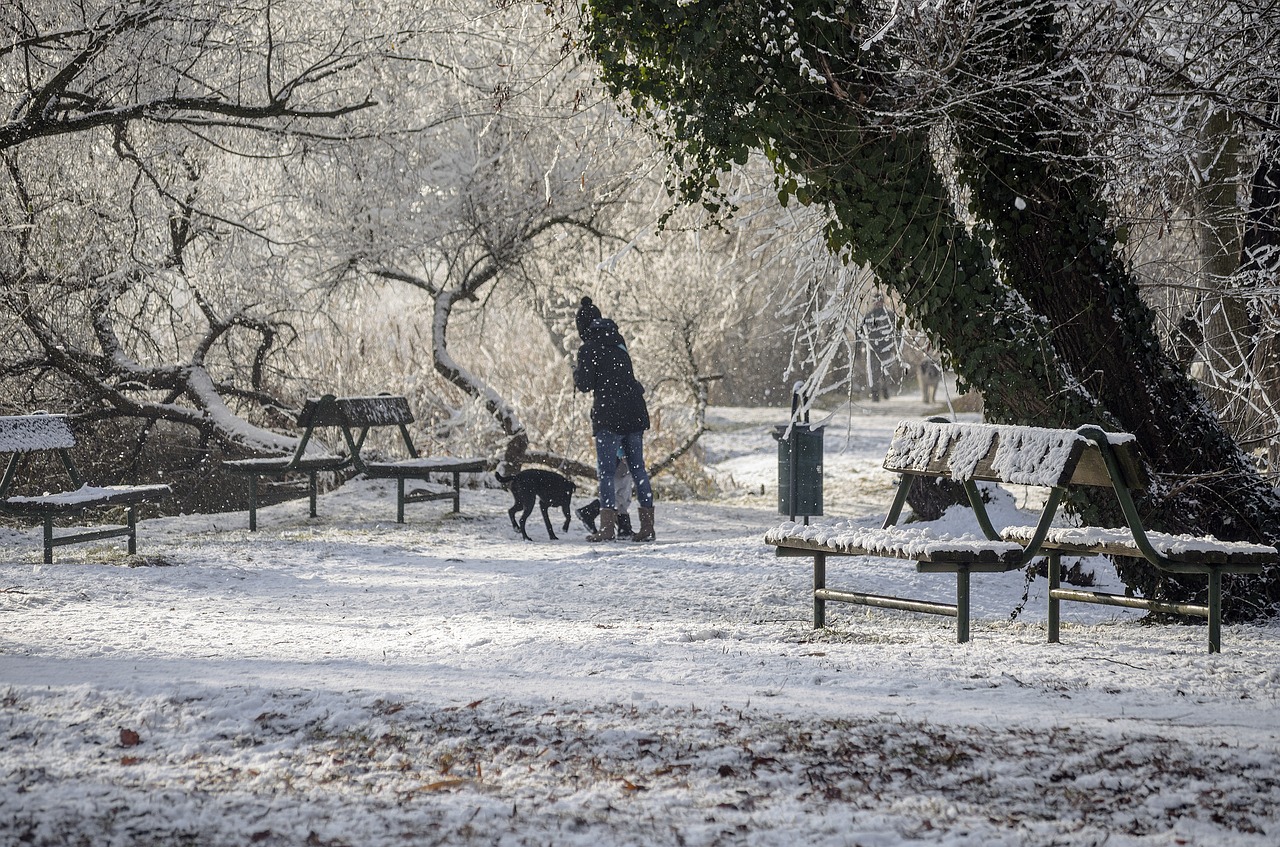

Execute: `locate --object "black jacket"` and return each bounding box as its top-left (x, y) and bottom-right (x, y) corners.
top-left (574, 317), bottom-right (650, 435)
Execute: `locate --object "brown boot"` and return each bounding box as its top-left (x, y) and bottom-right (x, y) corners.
top-left (587, 508), bottom-right (617, 542)
top-left (632, 506), bottom-right (655, 542)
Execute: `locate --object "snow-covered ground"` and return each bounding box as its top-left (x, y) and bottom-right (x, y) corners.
top-left (3, 393), bottom-right (1279, 846)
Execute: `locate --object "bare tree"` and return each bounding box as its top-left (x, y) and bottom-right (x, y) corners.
top-left (308, 1), bottom-right (746, 484)
top-left (0, 0), bottom-right (441, 456)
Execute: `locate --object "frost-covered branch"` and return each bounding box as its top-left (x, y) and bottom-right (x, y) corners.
top-left (0, 1), bottom-right (386, 151)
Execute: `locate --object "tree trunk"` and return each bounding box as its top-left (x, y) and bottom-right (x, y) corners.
top-left (950, 0), bottom-right (1280, 613)
top-left (1243, 159), bottom-right (1280, 474)
top-left (583, 0), bottom-right (1280, 615)
top-left (1193, 109), bottom-right (1252, 425)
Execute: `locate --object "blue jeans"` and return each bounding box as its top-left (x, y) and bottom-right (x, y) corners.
top-left (594, 430), bottom-right (653, 510)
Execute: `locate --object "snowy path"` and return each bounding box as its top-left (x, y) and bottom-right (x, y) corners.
top-left (3, 400), bottom-right (1279, 845)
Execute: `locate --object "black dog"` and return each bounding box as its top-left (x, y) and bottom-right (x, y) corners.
top-left (495, 469), bottom-right (576, 541)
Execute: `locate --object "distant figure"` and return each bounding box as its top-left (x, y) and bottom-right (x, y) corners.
top-left (860, 294), bottom-right (899, 402)
top-left (918, 359), bottom-right (942, 404)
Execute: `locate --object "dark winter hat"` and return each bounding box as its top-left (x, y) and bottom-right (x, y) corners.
top-left (576, 296), bottom-right (602, 338)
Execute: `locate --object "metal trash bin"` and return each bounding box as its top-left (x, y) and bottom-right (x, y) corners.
top-left (773, 422), bottom-right (824, 520)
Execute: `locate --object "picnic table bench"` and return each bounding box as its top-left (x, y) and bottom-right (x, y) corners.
top-left (765, 418), bottom-right (1278, 653)
top-left (0, 414), bottom-right (171, 563)
top-left (223, 394), bottom-right (485, 529)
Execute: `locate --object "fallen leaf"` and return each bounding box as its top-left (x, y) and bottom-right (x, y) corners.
top-left (119, 728), bottom-right (141, 747)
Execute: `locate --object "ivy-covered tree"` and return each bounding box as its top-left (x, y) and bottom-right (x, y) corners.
top-left (583, 0), bottom-right (1280, 615)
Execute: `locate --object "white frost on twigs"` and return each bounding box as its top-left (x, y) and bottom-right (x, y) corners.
top-left (860, 0), bottom-right (900, 50)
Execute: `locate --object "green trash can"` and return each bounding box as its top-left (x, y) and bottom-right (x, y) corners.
top-left (774, 423), bottom-right (824, 520)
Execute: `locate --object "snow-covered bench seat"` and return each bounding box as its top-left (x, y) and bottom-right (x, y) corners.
top-left (765, 520), bottom-right (1031, 638)
top-left (999, 523), bottom-right (1275, 653)
top-left (766, 418), bottom-right (1279, 652)
top-left (0, 414), bottom-right (170, 563)
top-left (763, 522), bottom-right (1026, 566)
top-left (223, 394), bottom-right (485, 529)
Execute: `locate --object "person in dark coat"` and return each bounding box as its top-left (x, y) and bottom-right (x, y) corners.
top-left (573, 296), bottom-right (655, 542)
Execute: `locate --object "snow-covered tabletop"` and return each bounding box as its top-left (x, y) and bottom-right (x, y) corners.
top-left (0, 414), bottom-right (76, 453)
top-left (222, 454), bottom-right (349, 470)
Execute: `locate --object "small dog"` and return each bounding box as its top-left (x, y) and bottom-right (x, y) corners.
top-left (495, 468), bottom-right (576, 541)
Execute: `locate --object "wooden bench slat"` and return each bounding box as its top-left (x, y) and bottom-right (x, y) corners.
top-left (884, 420), bottom-right (1148, 489)
top-left (222, 455), bottom-right (349, 472)
top-left (360, 457), bottom-right (487, 476)
top-left (3, 484), bottom-right (171, 516)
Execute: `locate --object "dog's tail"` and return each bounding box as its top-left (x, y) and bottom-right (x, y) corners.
top-left (494, 469), bottom-right (514, 485)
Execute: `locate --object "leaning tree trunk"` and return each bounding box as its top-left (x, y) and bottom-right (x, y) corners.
top-left (389, 268), bottom-right (706, 483)
top-left (583, 0), bottom-right (1280, 616)
top-left (950, 0), bottom-right (1280, 615)
top-left (796, 113), bottom-right (1280, 617)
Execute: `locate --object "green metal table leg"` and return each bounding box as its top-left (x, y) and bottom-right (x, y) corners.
top-left (397, 478), bottom-right (406, 524)
top-left (813, 552), bottom-right (826, 629)
top-left (248, 476), bottom-right (259, 532)
top-left (1048, 551), bottom-right (1061, 644)
top-left (1208, 569), bottom-right (1222, 654)
top-left (43, 517), bottom-right (53, 564)
top-left (956, 567), bottom-right (970, 643)
top-left (308, 472), bottom-right (319, 518)
top-left (127, 506), bottom-right (137, 555)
